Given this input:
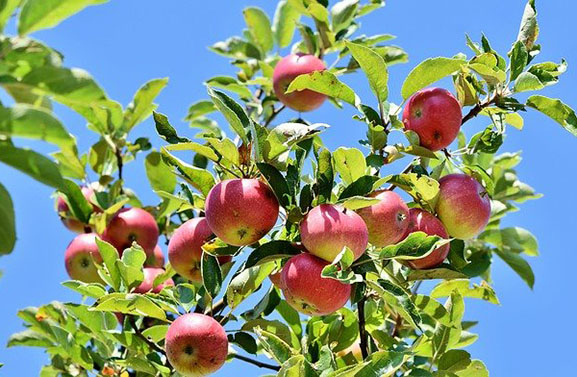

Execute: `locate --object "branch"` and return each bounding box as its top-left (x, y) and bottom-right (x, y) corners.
top-left (357, 296), bottom-right (369, 359)
top-left (264, 105), bottom-right (286, 127)
top-left (129, 318), bottom-right (165, 355)
top-left (231, 353), bottom-right (280, 371)
top-left (461, 94), bottom-right (498, 125)
top-left (203, 298), bottom-right (227, 316)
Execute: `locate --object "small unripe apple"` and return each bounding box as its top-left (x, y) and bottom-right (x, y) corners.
top-left (280, 253), bottom-right (351, 316)
top-left (102, 208), bottom-right (159, 257)
top-left (436, 174), bottom-right (491, 239)
top-left (402, 208), bottom-right (450, 270)
top-left (300, 204), bottom-right (368, 262)
top-left (357, 191), bottom-right (410, 247)
top-left (403, 87), bottom-right (462, 151)
top-left (165, 313), bottom-right (228, 377)
top-left (145, 245), bottom-right (165, 268)
top-left (134, 267), bottom-right (174, 294)
top-left (57, 186), bottom-right (99, 233)
top-left (273, 53), bottom-right (327, 112)
top-left (205, 179), bottom-right (279, 246)
top-left (168, 218), bottom-right (232, 282)
top-left (64, 233), bottom-right (103, 283)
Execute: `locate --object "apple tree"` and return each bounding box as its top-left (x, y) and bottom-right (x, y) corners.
top-left (2, 0), bottom-right (575, 376)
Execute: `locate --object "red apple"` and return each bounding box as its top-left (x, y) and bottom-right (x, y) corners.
top-left (134, 267), bottom-right (174, 294)
top-left (168, 218), bottom-right (232, 282)
top-left (64, 233), bottom-right (103, 283)
top-left (145, 245), bottom-right (165, 268)
top-left (269, 271), bottom-right (285, 289)
top-left (436, 174), bottom-right (491, 239)
top-left (101, 208), bottom-right (159, 257)
top-left (402, 208), bottom-right (450, 270)
top-left (57, 186), bottom-right (99, 233)
top-left (402, 87), bottom-right (462, 151)
top-left (205, 179), bottom-right (279, 246)
top-left (273, 53), bottom-right (327, 112)
top-left (300, 204), bottom-right (368, 262)
top-left (165, 313), bottom-right (228, 377)
top-left (280, 253), bottom-right (351, 316)
top-left (357, 191), bottom-right (410, 247)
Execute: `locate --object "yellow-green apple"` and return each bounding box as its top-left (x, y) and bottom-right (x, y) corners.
top-left (402, 87), bottom-right (462, 151)
top-left (165, 313), bottom-right (228, 377)
top-left (168, 218), bottom-right (232, 282)
top-left (102, 207), bottom-right (159, 257)
top-left (64, 233), bottom-right (103, 283)
top-left (280, 253), bottom-right (351, 316)
top-left (57, 186), bottom-right (99, 233)
top-left (402, 208), bottom-right (450, 269)
top-left (300, 204), bottom-right (368, 262)
top-left (356, 191), bottom-right (410, 247)
top-left (134, 267), bottom-right (174, 294)
top-left (436, 173), bottom-right (491, 239)
top-left (273, 53), bottom-right (327, 112)
top-left (205, 179), bottom-right (279, 246)
top-left (145, 245), bottom-right (165, 268)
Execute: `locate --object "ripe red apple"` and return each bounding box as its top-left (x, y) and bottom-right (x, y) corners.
top-left (357, 191), bottom-right (410, 247)
top-left (145, 245), bottom-right (165, 268)
top-left (57, 186), bottom-right (99, 233)
top-left (64, 233), bottom-right (103, 283)
top-left (134, 267), bottom-right (174, 294)
top-left (273, 53), bottom-right (327, 112)
top-left (165, 313), bottom-right (228, 377)
top-left (300, 204), bottom-right (368, 262)
top-left (101, 207), bottom-right (159, 257)
top-left (168, 218), bottom-right (232, 282)
top-left (402, 208), bottom-right (450, 270)
top-left (436, 173), bottom-right (491, 240)
top-left (205, 179), bottom-right (279, 246)
top-left (402, 87), bottom-right (462, 151)
top-left (280, 253), bottom-right (351, 316)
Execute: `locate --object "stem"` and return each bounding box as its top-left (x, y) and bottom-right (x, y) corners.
top-left (204, 298), bottom-right (227, 316)
top-left (114, 146), bottom-right (124, 182)
top-left (231, 354), bottom-right (280, 371)
top-left (460, 94), bottom-right (498, 125)
top-left (129, 318), bottom-right (165, 355)
top-left (357, 296), bottom-right (369, 359)
top-left (264, 105), bottom-right (286, 127)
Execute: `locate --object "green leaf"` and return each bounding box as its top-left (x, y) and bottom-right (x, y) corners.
top-left (206, 138), bottom-right (240, 165)
top-left (7, 329), bottom-right (53, 348)
top-left (0, 0), bottom-right (19, 32)
top-left (0, 182), bottom-right (16, 255)
top-left (245, 240), bottom-right (301, 268)
top-left (366, 276), bottom-right (422, 329)
top-left (331, 0), bottom-right (359, 33)
top-left (346, 41), bottom-right (388, 102)
top-left (118, 244), bottom-right (146, 290)
top-left (378, 231), bottom-right (449, 260)
top-left (0, 145), bottom-right (64, 189)
top-left (205, 76), bottom-right (253, 100)
top-left (242, 319), bottom-right (294, 346)
top-left (438, 350), bottom-right (472, 372)
top-left (526, 95), bottom-right (577, 137)
top-left (338, 175), bottom-right (380, 200)
top-left (278, 355), bottom-right (318, 377)
top-left (18, 0), bottom-right (110, 35)
top-left (479, 227), bottom-right (538, 256)
top-left (201, 252), bottom-right (222, 299)
top-left (509, 41), bottom-right (528, 81)
top-left (413, 295), bottom-right (452, 327)
top-left (95, 293), bottom-right (167, 320)
top-left (516, 0), bottom-right (539, 49)
top-left (386, 173), bottom-right (439, 211)
top-left (401, 57), bottom-right (466, 99)
top-left (315, 148), bottom-right (334, 204)
top-left (455, 360), bottom-right (488, 377)
top-left (95, 238), bottom-right (121, 291)
top-left (207, 87), bottom-right (250, 144)
top-left (273, 1), bottom-right (301, 48)
top-left (62, 280), bottom-right (107, 299)
top-left (254, 327), bottom-right (294, 364)
top-left (407, 267), bottom-right (468, 281)
top-left (242, 285), bottom-right (281, 321)
top-left (340, 196), bottom-right (380, 210)
top-left (495, 248), bottom-right (535, 289)
top-left (227, 262), bottom-right (276, 308)
top-left (141, 325), bottom-right (169, 343)
top-left (161, 148), bottom-right (216, 196)
top-left (145, 151), bottom-right (177, 194)
top-left (153, 112), bottom-right (190, 144)
top-left (123, 78), bottom-right (168, 132)
top-left (513, 72), bottom-right (544, 92)
top-left (286, 70), bottom-right (360, 108)
top-left (244, 7), bottom-right (274, 52)
top-left (256, 163), bottom-right (291, 208)
top-left (185, 100), bottom-right (217, 121)
top-left (431, 279), bottom-right (500, 305)
top-left (60, 179), bottom-right (93, 223)
top-left (333, 147), bottom-right (367, 185)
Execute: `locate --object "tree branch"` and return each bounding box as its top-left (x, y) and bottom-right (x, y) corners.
top-left (129, 318), bottom-right (165, 355)
top-left (231, 353), bottom-right (280, 371)
top-left (357, 296), bottom-right (369, 359)
top-left (264, 105), bottom-right (286, 127)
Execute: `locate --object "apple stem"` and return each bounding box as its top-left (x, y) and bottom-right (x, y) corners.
top-left (231, 353), bottom-right (280, 371)
top-left (357, 296), bottom-right (370, 360)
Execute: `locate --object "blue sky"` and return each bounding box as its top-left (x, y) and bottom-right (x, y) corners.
top-left (1, 0), bottom-right (576, 376)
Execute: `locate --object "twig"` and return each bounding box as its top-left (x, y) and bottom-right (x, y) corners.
top-left (129, 318), bottom-right (165, 355)
top-left (460, 94), bottom-right (498, 125)
top-left (357, 296), bottom-right (369, 360)
top-left (114, 147), bottom-right (124, 182)
top-left (203, 298), bottom-right (227, 316)
top-left (231, 354), bottom-right (280, 371)
top-left (264, 105), bottom-right (286, 127)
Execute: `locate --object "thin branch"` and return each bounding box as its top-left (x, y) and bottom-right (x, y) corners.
top-left (264, 105), bottom-right (286, 127)
top-left (129, 318), bottom-right (165, 355)
top-left (114, 147), bottom-right (124, 182)
top-left (203, 298), bottom-right (227, 316)
top-left (461, 94), bottom-right (498, 125)
top-left (357, 296), bottom-right (369, 360)
top-left (231, 354), bottom-right (280, 371)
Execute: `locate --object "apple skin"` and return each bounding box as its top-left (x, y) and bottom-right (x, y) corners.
top-left (269, 271), bottom-right (285, 289)
top-left (356, 191), bottom-right (410, 247)
top-left (145, 245), bottom-right (165, 268)
top-left (101, 208), bottom-right (159, 257)
top-left (436, 174), bottom-right (491, 240)
top-left (402, 87), bottom-right (462, 151)
top-left (57, 186), bottom-right (99, 233)
top-left (280, 253), bottom-right (351, 316)
top-left (205, 179), bottom-right (279, 246)
top-left (273, 53), bottom-right (327, 112)
top-left (168, 218), bottom-right (232, 282)
top-left (165, 313), bottom-right (228, 377)
top-left (134, 267), bottom-right (174, 294)
top-left (402, 208), bottom-right (450, 270)
top-left (300, 204), bottom-right (368, 262)
top-left (64, 233), bottom-right (103, 283)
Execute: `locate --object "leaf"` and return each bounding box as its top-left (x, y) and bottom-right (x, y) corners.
top-left (62, 281), bottom-right (107, 299)
top-left (245, 240), bottom-right (301, 268)
top-left (208, 87), bottom-right (250, 144)
top-left (118, 245), bottom-right (147, 290)
top-left (378, 232), bottom-right (449, 260)
top-left (273, 1), bottom-right (300, 48)
top-left (413, 295), bottom-right (452, 327)
top-left (145, 151), bottom-right (177, 194)
top-left (278, 355), bottom-right (318, 377)
top-left (338, 175), bottom-right (380, 200)
top-left (407, 267), bottom-right (468, 281)
top-left (401, 57), bottom-right (466, 99)
top-left (256, 163), bottom-right (292, 208)
top-left (227, 262), bottom-right (276, 308)
top-left (495, 248), bottom-right (535, 289)
top-left (386, 173), bottom-right (439, 211)
top-left (7, 329), bottom-right (53, 348)
top-left (455, 360), bottom-right (488, 377)
top-left (60, 179), bottom-right (93, 223)
top-left (366, 276), bottom-right (422, 329)
top-left (185, 100), bottom-right (217, 121)
top-left (514, 72), bottom-right (544, 93)
top-left (18, 0), bottom-right (110, 35)
top-left (161, 149), bottom-right (215, 196)
top-left (205, 76), bottom-right (252, 100)
top-left (0, 182), bottom-right (16, 255)
top-left (479, 227), bottom-right (538, 256)
top-left (141, 325), bottom-right (169, 343)
top-left (286, 70), bottom-right (360, 108)
top-left (526, 95), bottom-right (577, 137)
top-left (509, 41), bottom-right (528, 81)
top-left (95, 238), bottom-right (121, 291)
top-left (438, 350), bottom-right (472, 373)
top-left (333, 147), bottom-right (367, 185)
top-left (0, 145), bottom-right (64, 189)
top-left (242, 285), bottom-right (281, 321)
top-left (123, 78), bottom-right (168, 131)
top-left (242, 319), bottom-right (294, 346)
top-left (340, 196), bottom-right (380, 210)
top-left (201, 252), bottom-right (222, 299)
top-left (431, 280), bottom-right (500, 305)
top-left (95, 293), bottom-right (167, 320)
top-left (516, 0), bottom-right (539, 49)
top-left (153, 112), bottom-right (190, 144)
top-left (244, 7), bottom-right (274, 52)
top-left (0, 0), bottom-right (19, 32)
top-left (254, 327), bottom-right (294, 364)
top-left (346, 41), bottom-right (388, 102)
top-left (331, 0), bottom-right (359, 33)
top-left (315, 148), bottom-right (334, 204)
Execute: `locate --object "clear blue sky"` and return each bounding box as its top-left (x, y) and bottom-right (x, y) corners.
top-left (1, 1), bottom-right (576, 376)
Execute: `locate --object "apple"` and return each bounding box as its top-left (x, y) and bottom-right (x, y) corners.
top-left (436, 173), bottom-right (491, 239)
top-left (168, 218), bottom-right (232, 282)
top-left (134, 267), bottom-right (174, 294)
top-left (300, 204), bottom-right (368, 262)
top-left (64, 233), bottom-right (103, 283)
top-left (402, 208), bottom-right (450, 269)
top-left (145, 245), bottom-right (165, 268)
top-left (402, 87), bottom-right (462, 151)
top-left (273, 53), bottom-right (327, 112)
top-left (336, 341), bottom-right (363, 361)
top-left (356, 191), bottom-right (410, 247)
top-left (165, 313), bottom-right (228, 377)
top-left (269, 271), bottom-right (285, 289)
top-left (280, 253), bottom-right (351, 316)
top-left (101, 207), bottom-right (159, 257)
top-left (57, 186), bottom-right (99, 233)
top-left (205, 179), bottom-right (279, 246)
